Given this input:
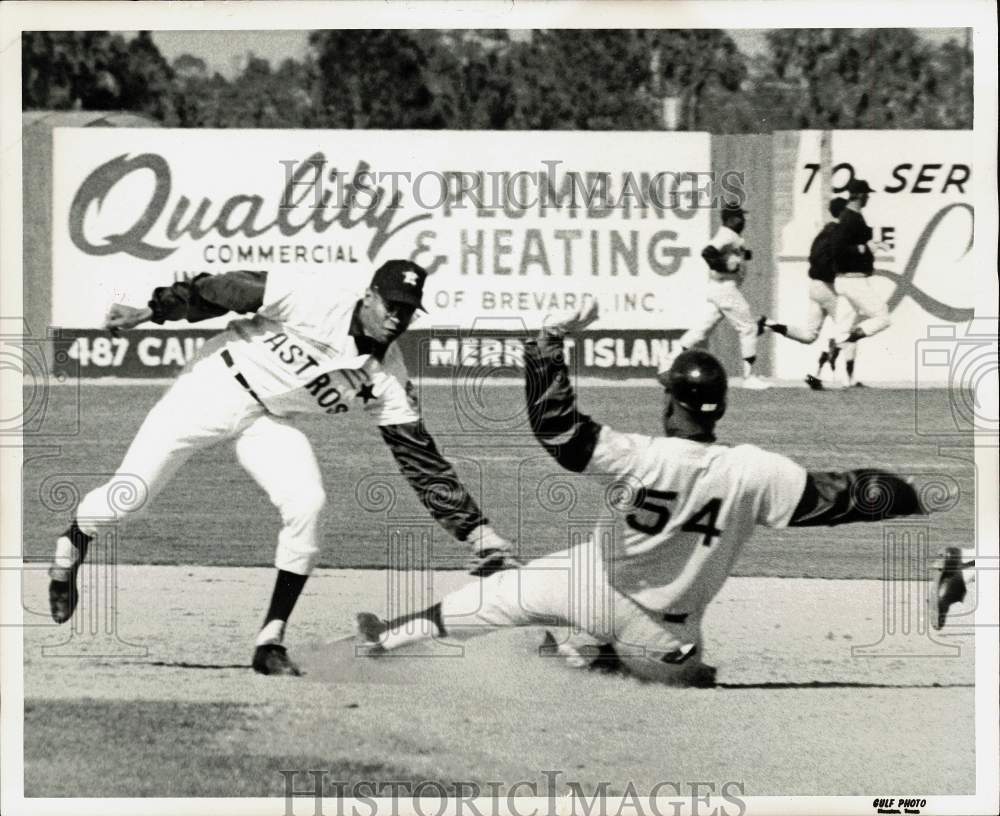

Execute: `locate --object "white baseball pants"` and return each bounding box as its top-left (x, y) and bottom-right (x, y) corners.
top-left (74, 334), bottom-right (326, 575)
top-left (782, 280), bottom-right (839, 344)
top-left (680, 279), bottom-right (758, 359)
top-left (435, 540), bottom-right (708, 685)
top-left (834, 275), bottom-right (891, 341)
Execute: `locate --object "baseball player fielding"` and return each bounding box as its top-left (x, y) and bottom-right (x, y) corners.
top-left (672, 203), bottom-right (770, 390)
top-left (47, 260), bottom-right (516, 676)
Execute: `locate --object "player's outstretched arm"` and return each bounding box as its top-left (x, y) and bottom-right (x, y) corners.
top-left (784, 468), bottom-right (965, 626)
top-left (526, 303), bottom-right (605, 473)
top-left (788, 468), bottom-right (937, 527)
top-left (112, 270), bottom-right (268, 331)
top-left (378, 420), bottom-right (512, 567)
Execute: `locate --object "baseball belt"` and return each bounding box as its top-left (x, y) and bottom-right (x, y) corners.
top-left (220, 349), bottom-right (267, 407)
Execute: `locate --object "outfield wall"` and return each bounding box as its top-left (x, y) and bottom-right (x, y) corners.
top-left (22, 111), bottom-right (160, 360)
top-left (24, 120), bottom-right (975, 382)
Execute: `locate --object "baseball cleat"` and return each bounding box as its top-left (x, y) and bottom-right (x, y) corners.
top-left (47, 565), bottom-right (79, 624)
top-left (252, 643), bottom-right (302, 676)
top-left (355, 612), bottom-right (388, 643)
top-left (826, 338), bottom-right (840, 371)
top-left (48, 528), bottom-right (90, 624)
top-left (466, 549), bottom-right (523, 578)
top-left (354, 612), bottom-right (389, 655)
top-left (805, 374), bottom-right (824, 391)
top-left (930, 548), bottom-right (971, 630)
top-left (756, 316), bottom-right (768, 336)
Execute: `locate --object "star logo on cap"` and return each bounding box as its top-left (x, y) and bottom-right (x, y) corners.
top-left (403, 271), bottom-right (419, 286)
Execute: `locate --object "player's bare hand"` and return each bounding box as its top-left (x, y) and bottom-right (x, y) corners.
top-left (104, 303), bottom-right (153, 334)
top-left (542, 301), bottom-right (599, 339)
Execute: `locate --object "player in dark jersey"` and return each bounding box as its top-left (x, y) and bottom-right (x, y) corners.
top-left (759, 197), bottom-right (856, 389)
top-left (827, 179), bottom-right (892, 386)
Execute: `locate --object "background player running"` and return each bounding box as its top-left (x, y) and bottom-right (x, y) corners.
top-left (760, 196), bottom-right (854, 389)
top-left (356, 303), bottom-right (963, 683)
top-left (671, 203), bottom-right (770, 390)
top-left (47, 260), bottom-right (514, 676)
top-left (828, 178), bottom-right (892, 385)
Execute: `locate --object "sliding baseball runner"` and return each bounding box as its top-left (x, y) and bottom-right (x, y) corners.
top-left (356, 303), bottom-right (966, 683)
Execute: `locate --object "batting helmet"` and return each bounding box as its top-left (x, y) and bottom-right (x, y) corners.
top-left (658, 350), bottom-right (727, 419)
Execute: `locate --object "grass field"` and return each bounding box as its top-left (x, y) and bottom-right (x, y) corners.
top-left (19, 382), bottom-right (979, 799)
top-left (22, 382), bottom-right (975, 576)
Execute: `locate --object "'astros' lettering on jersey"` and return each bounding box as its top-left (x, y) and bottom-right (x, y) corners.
top-left (587, 429), bottom-right (807, 615)
top-left (217, 269), bottom-right (418, 425)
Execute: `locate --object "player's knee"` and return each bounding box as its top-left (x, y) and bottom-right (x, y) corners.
top-left (863, 312), bottom-right (891, 336)
top-left (283, 486), bottom-right (327, 525)
top-left (301, 486), bottom-right (328, 519)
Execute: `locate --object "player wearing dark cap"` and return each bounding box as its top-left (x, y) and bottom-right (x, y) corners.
top-left (355, 303), bottom-right (962, 684)
top-left (47, 259), bottom-right (516, 677)
top-left (671, 202), bottom-right (770, 389)
top-left (759, 197), bottom-right (860, 389)
top-left (827, 179), bottom-right (892, 385)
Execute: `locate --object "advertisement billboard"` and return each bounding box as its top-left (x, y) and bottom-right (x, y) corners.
top-left (52, 129), bottom-right (718, 377)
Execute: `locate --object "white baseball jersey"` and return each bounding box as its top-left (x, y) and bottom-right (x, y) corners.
top-left (218, 269), bottom-right (418, 425)
top-left (586, 429), bottom-right (807, 614)
top-left (707, 224), bottom-right (746, 282)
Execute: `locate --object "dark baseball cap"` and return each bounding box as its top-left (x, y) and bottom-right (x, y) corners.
top-left (721, 201), bottom-right (747, 217)
top-left (847, 179), bottom-right (875, 196)
top-left (370, 260), bottom-right (427, 310)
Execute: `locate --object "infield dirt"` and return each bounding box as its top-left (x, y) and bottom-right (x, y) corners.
top-left (22, 566), bottom-right (975, 797)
